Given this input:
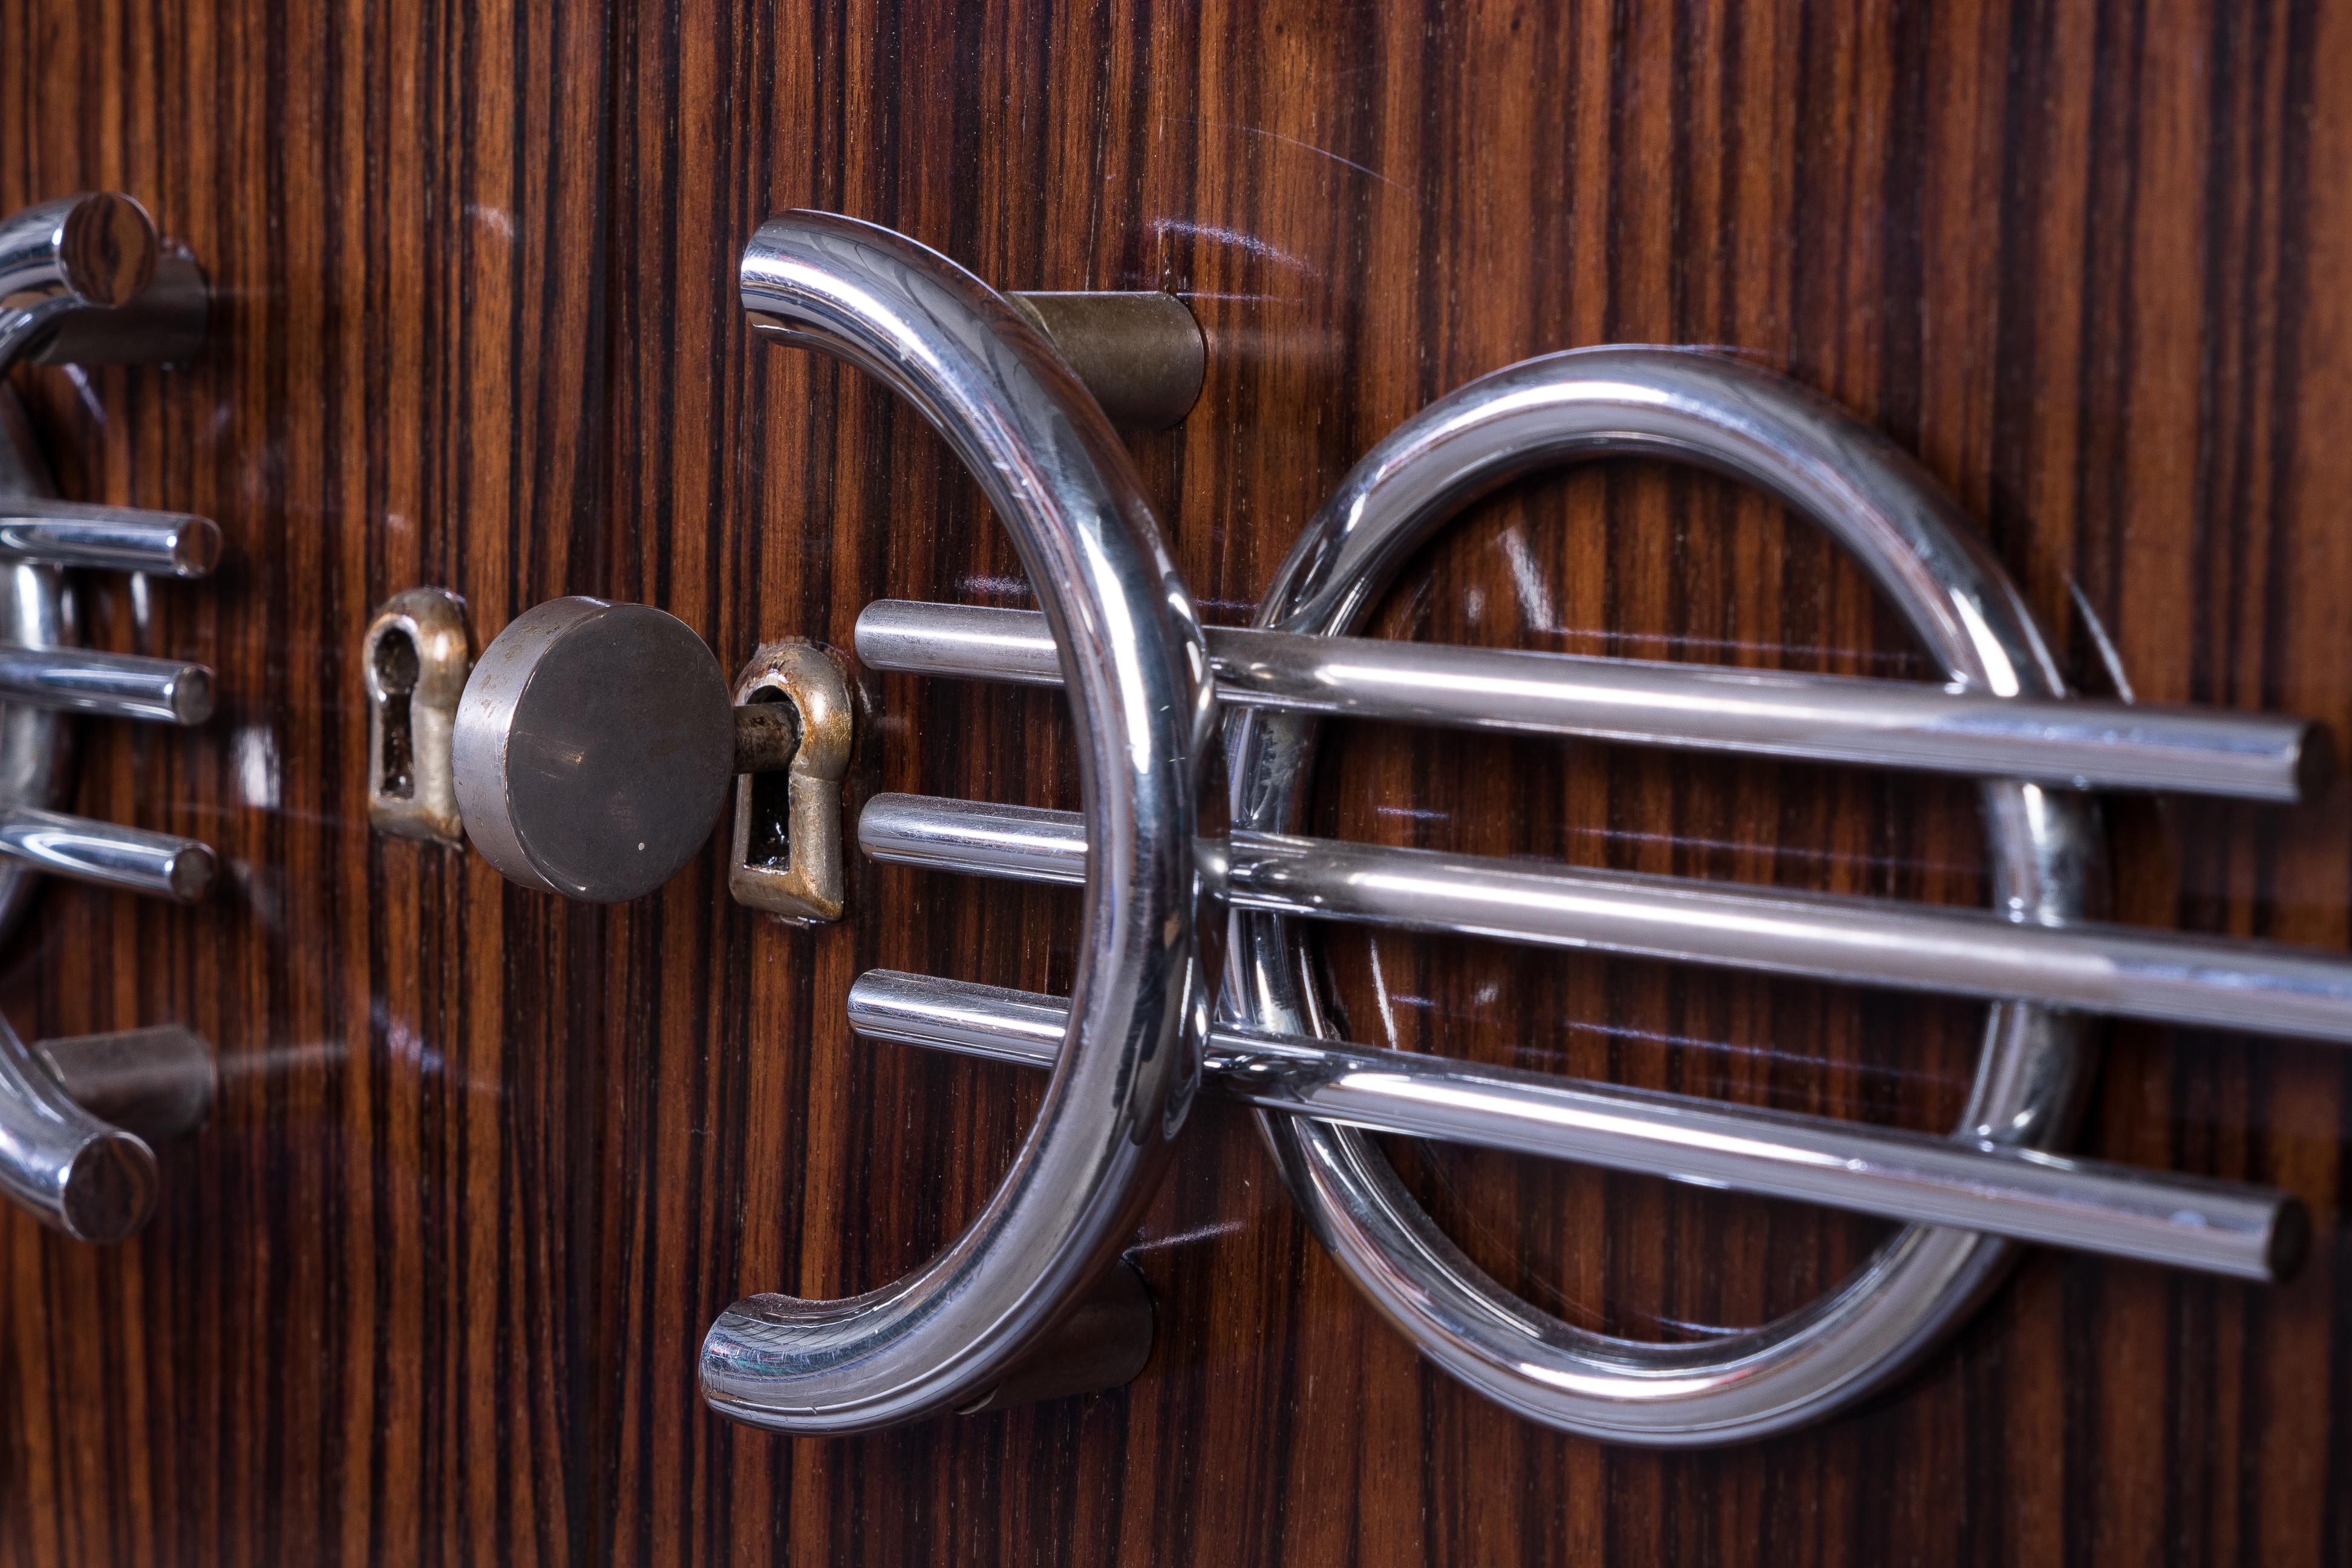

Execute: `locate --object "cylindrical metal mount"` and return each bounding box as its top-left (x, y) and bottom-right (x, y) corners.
top-left (1004, 292), bottom-right (1204, 430)
top-left (752, 287), bottom-right (1204, 431)
top-left (29, 244), bottom-right (211, 368)
top-left (33, 1025), bottom-right (217, 1146)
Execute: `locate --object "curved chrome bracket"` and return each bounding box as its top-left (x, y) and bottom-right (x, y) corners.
top-left (698, 212), bottom-right (1212, 1432)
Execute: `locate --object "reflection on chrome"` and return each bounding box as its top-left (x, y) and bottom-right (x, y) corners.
top-left (846, 970), bottom-right (2302, 1282)
top-left (855, 599), bottom-right (2331, 803)
top-left (860, 792), bottom-right (2352, 1046)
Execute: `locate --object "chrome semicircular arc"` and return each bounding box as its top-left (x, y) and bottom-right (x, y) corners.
top-left (1225, 346), bottom-right (2097, 1444)
top-left (699, 212), bottom-right (1214, 1432)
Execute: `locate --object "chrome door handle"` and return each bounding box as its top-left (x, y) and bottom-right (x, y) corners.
top-left (844, 970), bottom-right (2292, 1278)
top-left (843, 345), bottom-right (2344, 1443)
top-left (0, 193), bottom-right (223, 1244)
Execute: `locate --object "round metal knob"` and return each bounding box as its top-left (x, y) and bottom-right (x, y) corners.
top-left (452, 596), bottom-right (735, 903)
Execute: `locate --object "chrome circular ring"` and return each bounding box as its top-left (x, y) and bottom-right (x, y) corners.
top-left (1227, 347), bottom-right (2099, 1444)
top-left (701, 213), bottom-right (1214, 1432)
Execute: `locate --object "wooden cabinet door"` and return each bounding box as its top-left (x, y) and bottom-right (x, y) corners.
top-left (2, 2), bottom-right (2347, 1562)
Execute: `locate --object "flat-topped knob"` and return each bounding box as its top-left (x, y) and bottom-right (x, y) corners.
top-left (452, 596), bottom-right (735, 902)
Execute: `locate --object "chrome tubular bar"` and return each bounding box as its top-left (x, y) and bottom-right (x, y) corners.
top-left (855, 599), bottom-right (2330, 803)
top-left (849, 970), bottom-right (2302, 1280)
top-left (861, 792), bottom-right (2352, 1046)
top-left (0, 500), bottom-right (221, 578)
top-left (0, 808), bottom-right (214, 901)
top-left (0, 643), bottom-right (214, 724)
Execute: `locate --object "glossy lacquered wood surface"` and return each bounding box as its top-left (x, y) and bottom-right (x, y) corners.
top-left (5, 0), bottom-right (2352, 1561)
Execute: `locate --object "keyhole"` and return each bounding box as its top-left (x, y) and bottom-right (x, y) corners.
top-left (374, 629), bottom-right (420, 800)
top-left (743, 687), bottom-right (800, 867)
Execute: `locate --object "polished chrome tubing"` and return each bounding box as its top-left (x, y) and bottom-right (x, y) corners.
top-left (856, 599), bottom-right (2330, 803)
top-left (0, 643), bottom-right (213, 724)
top-left (0, 808), bottom-right (214, 901)
top-left (863, 793), bottom-right (2352, 1046)
top-left (0, 500), bottom-right (221, 578)
top-left (703, 211), bottom-right (1212, 1434)
top-left (849, 971), bottom-right (2302, 1281)
top-left (0, 1008), bottom-right (157, 1243)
